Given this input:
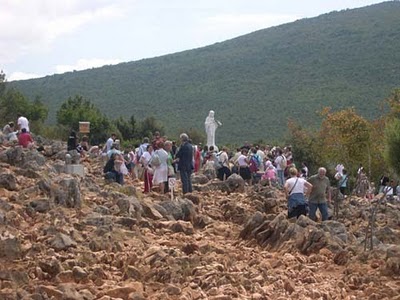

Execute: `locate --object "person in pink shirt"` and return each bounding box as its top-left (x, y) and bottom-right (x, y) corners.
top-left (262, 161), bottom-right (277, 187)
top-left (18, 128), bottom-right (34, 148)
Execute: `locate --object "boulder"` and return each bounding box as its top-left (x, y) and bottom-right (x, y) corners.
top-left (192, 174), bottom-right (209, 185)
top-left (1, 147), bottom-right (46, 168)
top-left (49, 233), bottom-right (77, 251)
top-left (0, 237), bottom-right (22, 259)
top-left (240, 212), bottom-right (273, 240)
top-left (29, 198), bottom-right (51, 213)
top-left (38, 258), bottom-right (63, 276)
top-left (0, 173), bottom-right (17, 191)
top-left (155, 198), bottom-right (196, 223)
top-left (224, 174), bottom-right (245, 193)
top-left (116, 197), bottom-right (143, 219)
top-left (51, 177), bottom-right (81, 208)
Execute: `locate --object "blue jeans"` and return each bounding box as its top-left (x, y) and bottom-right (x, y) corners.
top-left (277, 170), bottom-right (285, 186)
top-left (309, 202), bottom-right (329, 221)
top-left (180, 169), bottom-right (192, 194)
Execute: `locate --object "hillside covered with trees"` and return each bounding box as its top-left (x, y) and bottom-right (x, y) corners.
top-left (9, 1), bottom-right (400, 143)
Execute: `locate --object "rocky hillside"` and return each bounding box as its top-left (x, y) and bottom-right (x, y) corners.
top-left (0, 141), bottom-right (399, 299)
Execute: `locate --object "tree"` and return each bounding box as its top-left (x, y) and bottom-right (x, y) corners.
top-left (318, 107), bottom-right (372, 173)
top-left (287, 119), bottom-right (321, 173)
top-left (383, 89), bottom-right (400, 176)
top-left (57, 95), bottom-right (113, 143)
top-left (384, 118), bottom-right (400, 175)
top-left (138, 116), bottom-right (164, 139)
top-left (114, 115), bottom-right (136, 141)
top-left (0, 70), bottom-right (5, 96)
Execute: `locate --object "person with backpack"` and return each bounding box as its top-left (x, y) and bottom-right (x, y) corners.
top-left (274, 148), bottom-right (287, 186)
top-left (217, 146), bottom-right (231, 181)
top-left (249, 147), bottom-right (261, 184)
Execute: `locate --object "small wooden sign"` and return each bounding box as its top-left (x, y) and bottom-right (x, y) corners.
top-left (169, 178), bottom-right (177, 201)
top-left (79, 122), bottom-right (90, 133)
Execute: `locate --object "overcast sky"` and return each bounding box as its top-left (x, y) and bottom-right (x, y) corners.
top-left (1, 0), bottom-right (385, 81)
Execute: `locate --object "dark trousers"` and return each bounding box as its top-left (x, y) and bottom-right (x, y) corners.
top-left (105, 171), bottom-right (124, 185)
top-left (288, 204), bottom-right (307, 219)
top-left (180, 169), bottom-right (192, 194)
top-left (217, 166), bottom-right (231, 181)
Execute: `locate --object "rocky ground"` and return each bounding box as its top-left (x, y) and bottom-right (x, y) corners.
top-left (0, 142), bottom-right (399, 300)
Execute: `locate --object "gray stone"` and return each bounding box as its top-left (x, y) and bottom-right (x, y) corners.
top-left (319, 221), bottom-right (348, 243)
top-left (39, 258), bottom-right (63, 276)
top-left (29, 198), bottom-right (51, 213)
top-left (0, 238), bottom-right (22, 259)
top-left (116, 196), bottom-right (143, 219)
top-left (84, 214), bottom-right (113, 227)
top-left (72, 266), bottom-right (88, 282)
top-left (224, 173), bottom-right (245, 193)
top-left (50, 233), bottom-right (77, 251)
top-left (191, 174), bottom-right (209, 185)
top-left (156, 198), bottom-right (196, 222)
top-left (52, 177), bottom-right (81, 208)
top-left (0, 270), bottom-right (29, 285)
top-left (94, 205), bottom-right (111, 215)
top-left (240, 211), bottom-right (267, 240)
top-left (0, 173), bottom-right (17, 190)
top-left (115, 217), bottom-right (137, 228)
top-left (0, 198), bottom-right (13, 211)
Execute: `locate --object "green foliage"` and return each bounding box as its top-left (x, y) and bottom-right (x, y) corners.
top-left (0, 88), bottom-right (48, 131)
top-left (8, 2), bottom-right (400, 143)
top-left (114, 116), bottom-right (136, 141)
top-left (137, 116), bottom-right (164, 139)
top-left (183, 128), bottom-right (206, 146)
top-left (0, 70), bottom-right (5, 96)
top-left (384, 118), bottom-right (400, 176)
top-left (56, 95), bottom-right (113, 144)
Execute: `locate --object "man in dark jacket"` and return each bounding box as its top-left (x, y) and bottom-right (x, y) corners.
top-left (175, 133), bottom-right (193, 194)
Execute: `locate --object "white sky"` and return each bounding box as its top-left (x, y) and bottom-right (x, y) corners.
top-left (0, 0), bottom-right (385, 81)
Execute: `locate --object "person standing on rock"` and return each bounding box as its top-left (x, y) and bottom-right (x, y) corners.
top-left (175, 133), bottom-right (193, 194)
top-left (307, 167), bottom-right (331, 221)
top-left (17, 113), bottom-right (29, 133)
top-left (285, 167), bottom-right (313, 218)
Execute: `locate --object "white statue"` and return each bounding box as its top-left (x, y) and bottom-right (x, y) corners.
top-left (205, 110), bottom-right (222, 148)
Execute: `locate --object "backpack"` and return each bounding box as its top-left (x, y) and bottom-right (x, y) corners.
top-left (150, 151), bottom-right (161, 167)
top-left (213, 152), bottom-right (224, 170)
top-left (249, 155), bottom-right (260, 173)
top-left (279, 155), bottom-right (287, 169)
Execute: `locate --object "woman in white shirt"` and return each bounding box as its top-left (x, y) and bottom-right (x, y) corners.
top-left (152, 142), bottom-right (169, 193)
top-left (236, 149), bottom-right (251, 184)
top-left (284, 167), bottom-right (313, 219)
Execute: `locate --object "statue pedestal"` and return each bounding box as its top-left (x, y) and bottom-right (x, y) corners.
top-left (65, 164), bottom-right (85, 177)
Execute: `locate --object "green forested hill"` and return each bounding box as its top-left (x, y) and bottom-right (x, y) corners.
top-left (9, 1), bottom-right (400, 143)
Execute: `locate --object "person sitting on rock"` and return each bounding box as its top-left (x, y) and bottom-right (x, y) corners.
top-left (2, 122), bottom-right (16, 141)
top-left (285, 167), bottom-right (313, 219)
top-left (262, 161), bottom-right (277, 187)
top-left (103, 153), bottom-right (124, 185)
top-left (18, 128), bottom-right (34, 148)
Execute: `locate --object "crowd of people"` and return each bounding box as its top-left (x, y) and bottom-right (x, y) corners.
top-left (3, 119), bottom-right (397, 222)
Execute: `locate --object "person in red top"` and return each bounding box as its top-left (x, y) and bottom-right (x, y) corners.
top-left (18, 128), bottom-right (34, 148)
